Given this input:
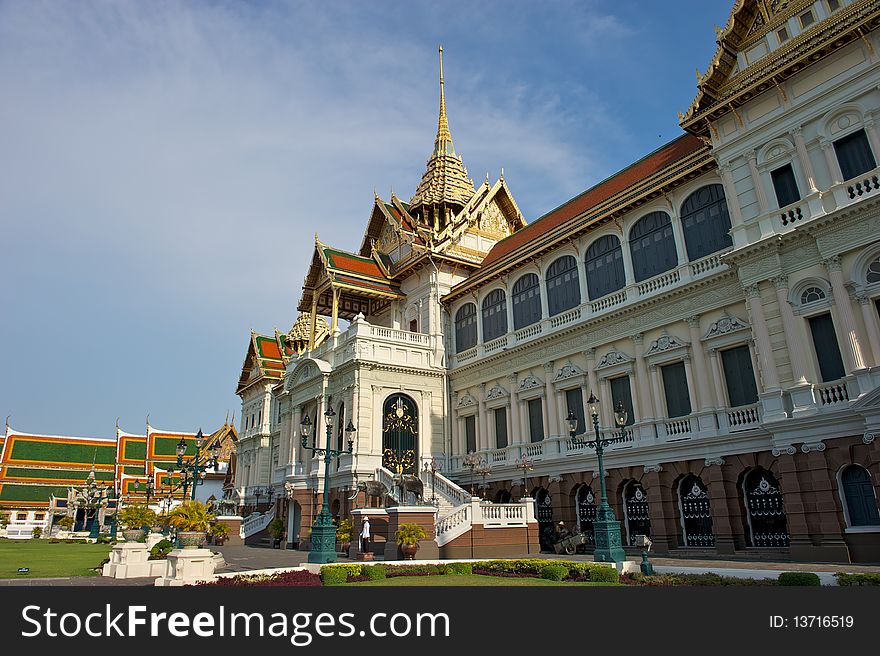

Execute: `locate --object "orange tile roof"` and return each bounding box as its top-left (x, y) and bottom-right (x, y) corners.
top-left (481, 134), bottom-right (704, 268)
top-left (327, 251), bottom-right (386, 279)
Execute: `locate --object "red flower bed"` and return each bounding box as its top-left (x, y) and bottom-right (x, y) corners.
top-left (200, 570), bottom-right (322, 587)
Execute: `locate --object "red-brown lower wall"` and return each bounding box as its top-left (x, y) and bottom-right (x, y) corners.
top-left (440, 524), bottom-right (540, 559)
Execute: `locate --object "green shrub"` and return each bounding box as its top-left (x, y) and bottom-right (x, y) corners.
top-left (363, 564), bottom-right (386, 580)
top-left (835, 572), bottom-right (880, 586)
top-left (586, 565), bottom-right (620, 583)
top-left (540, 564), bottom-right (568, 581)
top-left (149, 539), bottom-right (174, 560)
top-left (778, 572), bottom-right (821, 586)
top-left (56, 516), bottom-right (75, 530)
top-left (31, 527), bottom-right (42, 539)
top-left (439, 562), bottom-right (472, 575)
top-left (386, 565), bottom-right (440, 576)
top-left (320, 564), bottom-right (362, 584)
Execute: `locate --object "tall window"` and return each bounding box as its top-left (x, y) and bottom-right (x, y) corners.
top-left (661, 362), bottom-right (691, 418)
top-left (771, 164), bottom-right (800, 208)
top-left (744, 468), bottom-right (789, 547)
top-left (629, 211), bottom-right (677, 282)
top-left (454, 303), bottom-right (477, 353)
top-left (834, 129), bottom-right (877, 181)
top-left (610, 376), bottom-right (635, 425)
top-left (679, 474), bottom-right (714, 547)
top-left (481, 289), bottom-right (508, 342)
top-left (512, 273), bottom-right (542, 330)
top-left (382, 394), bottom-right (418, 474)
top-left (721, 345), bottom-right (758, 407)
top-left (680, 184), bottom-right (732, 261)
top-left (494, 408), bottom-right (508, 449)
top-left (585, 235), bottom-right (626, 299)
top-left (623, 481), bottom-right (651, 545)
top-left (808, 313), bottom-right (846, 381)
top-left (464, 415), bottom-right (476, 453)
top-left (527, 398), bottom-right (544, 442)
top-left (564, 388), bottom-right (586, 437)
top-left (546, 256), bottom-right (581, 316)
top-left (841, 465), bottom-right (880, 527)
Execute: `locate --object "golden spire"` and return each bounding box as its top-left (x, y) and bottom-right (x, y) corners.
top-left (434, 45), bottom-right (454, 156)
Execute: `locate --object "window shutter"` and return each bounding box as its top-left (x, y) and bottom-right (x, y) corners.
top-left (610, 375), bottom-right (635, 425)
top-left (494, 408), bottom-right (508, 449)
top-left (808, 313), bottom-right (846, 382)
top-left (528, 398), bottom-right (544, 442)
top-left (661, 362), bottom-right (692, 418)
top-left (721, 345), bottom-right (759, 407)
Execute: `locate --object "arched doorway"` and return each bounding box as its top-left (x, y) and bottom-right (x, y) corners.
top-left (494, 489), bottom-right (512, 503)
top-left (743, 468), bottom-right (789, 547)
top-left (382, 394), bottom-right (418, 475)
top-left (679, 475), bottom-right (714, 547)
top-left (623, 480), bottom-right (651, 545)
top-left (534, 488), bottom-right (554, 551)
top-left (576, 485), bottom-right (596, 546)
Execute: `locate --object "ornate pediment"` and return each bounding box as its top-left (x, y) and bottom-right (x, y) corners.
top-left (645, 332), bottom-right (689, 356)
top-left (595, 348), bottom-right (633, 370)
top-left (486, 385), bottom-right (508, 400)
top-left (518, 374), bottom-right (543, 392)
top-left (553, 363), bottom-right (583, 382)
top-left (703, 314), bottom-right (750, 340)
top-left (457, 393), bottom-right (477, 408)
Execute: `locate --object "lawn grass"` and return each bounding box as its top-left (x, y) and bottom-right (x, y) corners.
top-left (346, 574), bottom-right (617, 587)
top-left (0, 540), bottom-right (112, 578)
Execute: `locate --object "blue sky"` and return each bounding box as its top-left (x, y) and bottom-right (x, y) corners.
top-left (0, 0), bottom-right (733, 437)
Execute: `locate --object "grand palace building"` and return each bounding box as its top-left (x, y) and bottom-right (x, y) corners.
top-left (236, 0), bottom-right (880, 562)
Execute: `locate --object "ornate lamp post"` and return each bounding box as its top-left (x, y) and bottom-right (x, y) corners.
top-left (514, 456), bottom-right (534, 499)
top-left (462, 451), bottom-right (482, 497)
top-left (175, 429), bottom-right (222, 501)
top-left (476, 460), bottom-right (492, 500)
top-left (300, 406), bottom-right (356, 564)
top-left (423, 458), bottom-right (441, 503)
top-left (137, 474), bottom-right (155, 505)
top-left (566, 393), bottom-right (628, 564)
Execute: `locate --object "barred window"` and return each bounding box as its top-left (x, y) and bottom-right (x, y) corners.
top-left (546, 256), bottom-right (581, 316)
top-left (481, 289), bottom-right (508, 342)
top-left (629, 211), bottom-right (677, 282)
top-left (454, 303), bottom-right (477, 353)
top-left (585, 235), bottom-right (626, 300)
top-left (680, 185), bottom-right (732, 261)
top-left (512, 273), bottom-right (542, 330)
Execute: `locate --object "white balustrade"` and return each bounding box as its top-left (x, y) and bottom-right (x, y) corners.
top-left (457, 347), bottom-right (478, 363)
top-left (241, 506), bottom-right (276, 539)
top-left (727, 404), bottom-right (761, 431)
top-left (590, 289), bottom-right (626, 313)
top-left (549, 307), bottom-right (581, 328)
top-left (522, 442), bottom-right (544, 458)
top-left (816, 380), bottom-right (850, 406)
top-left (484, 335), bottom-right (508, 354)
top-left (663, 417), bottom-right (692, 438)
top-left (637, 268), bottom-right (680, 296)
top-left (690, 251), bottom-right (728, 277)
top-left (514, 323), bottom-right (543, 342)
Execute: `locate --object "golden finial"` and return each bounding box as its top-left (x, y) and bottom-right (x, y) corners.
top-left (434, 45), bottom-right (453, 155)
top-left (714, 24), bottom-right (722, 37)
top-left (696, 67), bottom-right (702, 82)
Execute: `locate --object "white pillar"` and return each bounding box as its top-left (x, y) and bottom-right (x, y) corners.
top-left (451, 394), bottom-right (461, 454)
top-left (632, 334), bottom-right (654, 420)
top-left (686, 315), bottom-right (713, 410)
top-left (666, 197), bottom-right (688, 266)
top-left (864, 117), bottom-right (880, 163)
top-left (745, 283), bottom-right (780, 390)
top-left (717, 163), bottom-right (744, 224)
top-left (857, 292), bottom-right (880, 367)
top-left (790, 127), bottom-right (818, 193)
top-left (618, 229), bottom-right (636, 286)
top-left (820, 138), bottom-right (843, 185)
top-left (650, 364), bottom-right (665, 419)
top-left (543, 362), bottom-right (559, 437)
top-left (507, 374), bottom-right (522, 445)
top-left (478, 384), bottom-right (489, 451)
top-left (707, 349), bottom-right (727, 408)
top-left (682, 355), bottom-right (698, 415)
top-left (599, 377), bottom-right (612, 427)
top-left (825, 256), bottom-right (866, 371)
top-left (772, 275), bottom-right (810, 384)
top-left (746, 150), bottom-right (770, 213)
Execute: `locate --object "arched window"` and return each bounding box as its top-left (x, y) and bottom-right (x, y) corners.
top-left (623, 481), bottom-right (651, 546)
top-left (679, 474), bottom-right (714, 547)
top-left (481, 289), bottom-right (508, 342)
top-left (454, 303), bottom-right (477, 353)
top-left (800, 286), bottom-right (826, 304)
top-left (841, 465), bottom-right (880, 527)
top-left (866, 256), bottom-right (880, 284)
top-left (743, 468), bottom-right (789, 547)
top-left (585, 235), bottom-right (626, 299)
top-left (512, 273), bottom-right (542, 330)
top-left (680, 184), bottom-right (733, 261)
top-left (546, 256), bottom-right (581, 316)
top-left (629, 211), bottom-right (677, 282)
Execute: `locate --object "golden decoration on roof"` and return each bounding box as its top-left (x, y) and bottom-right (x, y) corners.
top-left (286, 312), bottom-right (329, 354)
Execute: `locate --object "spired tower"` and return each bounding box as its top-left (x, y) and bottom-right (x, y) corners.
top-left (409, 47), bottom-right (476, 233)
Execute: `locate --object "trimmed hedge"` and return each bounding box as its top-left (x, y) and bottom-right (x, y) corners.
top-left (363, 564), bottom-right (386, 580)
top-left (201, 570), bottom-right (321, 587)
top-left (471, 559), bottom-right (618, 583)
top-left (622, 572), bottom-right (774, 586)
top-left (835, 572), bottom-right (880, 586)
top-left (439, 562), bottom-right (472, 575)
top-left (321, 564), bottom-right (363, 585)
top-left (778, 572), bottom-right (821, 586)
top-left (540, 564), bottom-right (568, 581)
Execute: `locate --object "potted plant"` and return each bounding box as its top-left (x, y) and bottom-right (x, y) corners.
top-left (211, 522), bottom-right (229, 546)
top-left (117, 504), bottom-right (158, 543)
top-left (336, 518), bottom-right (353, 554)
top-left (168, 501), bottom-right (215, 548)
top-left (269, 518), bottom-right (285, 548)
top-left (395, 523), bottom-right (426, 560)
top-left (56, 516), bottom-right (75, 533)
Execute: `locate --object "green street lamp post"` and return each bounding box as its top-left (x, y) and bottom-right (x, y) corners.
top-left (175, 429), bottom-right (222, 501)
top-left (566, 392), bottom-right (628, 565)
top-left (462, 451), bottom-right (482, 497)
top-left (301, 406), bottom-right (356, 564)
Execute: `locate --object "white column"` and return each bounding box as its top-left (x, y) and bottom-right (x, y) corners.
top-left (682, 355), bottom-right (698, 415)
top-left (598, 377), bottom-right (612, 426)
top-left (451, 394), bottom-right (461, 454)
top-left (745, 283), bottom-right (780, 390)
top-left (478, 384), bottom-right (489, 451)
top-left (618, 230), bottom-right (636, 286)
top-left (577, 257), bottom-right (589, 307)
top-left (772, 275), bottom-right (810, 384)
top-left (820, 138), bottom-right (843, 185)
top-left (790, 127), bottom-right (818, 193)
top-left (507, 374), bottom-right (522, 445)
top-left (707, 349), bottom-right (727, 408)
top-left (746, 150), bottom-right (770, 213)
top-left (825, 256), bottom-right (866, 371)
top-left (505, 291), bottom-right (515, 337)
top-left (632, 334), bottom-right (654, 420)
top-left (543, 362), bottom-right (559, 437)
top-left (666, 197), bottom-right (688, 266)
top-left (292, 405), bottom-right (302, 469)
top-left (717, 163), bottom-right (744, 224)
top-left (649, 364), bottom-right (665, 418)
top-left (857, 292), bottom-right (880, 366)
top-left (538, 275), bottom-right (550, 321)
top-left (686, 315), bottom-right (713, 410)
